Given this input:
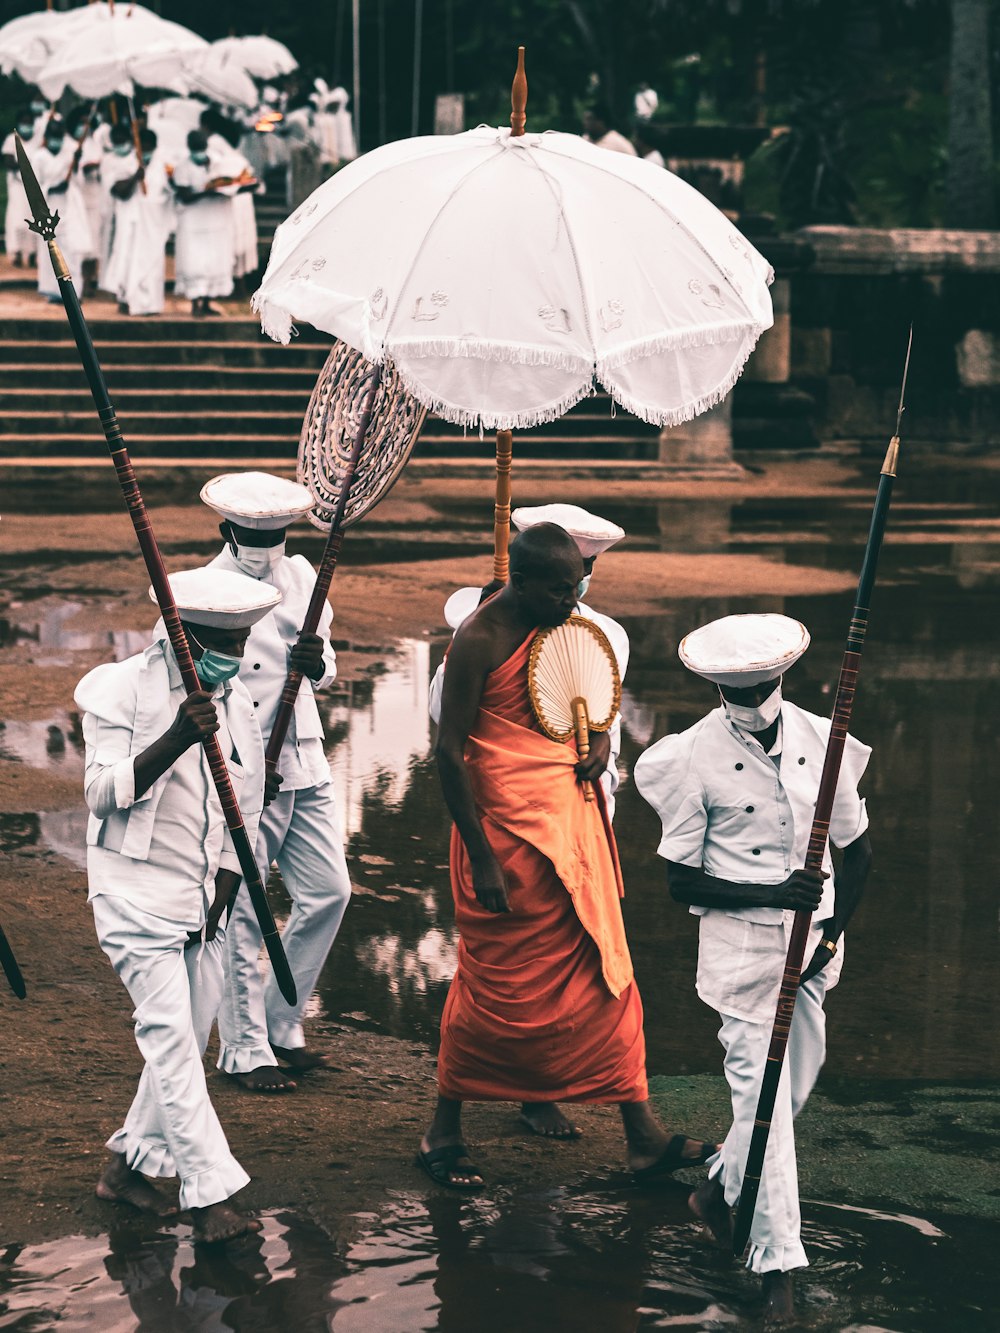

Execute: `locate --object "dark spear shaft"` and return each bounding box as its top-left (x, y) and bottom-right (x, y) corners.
top-left (15, 135), bottom-right (296, 1006)
top-left (263, 363), bottom-right (382, 775)
top-left (0, 919), bottom-right (27, 999)
top-left (731, 331), bottom-right (912, 1258)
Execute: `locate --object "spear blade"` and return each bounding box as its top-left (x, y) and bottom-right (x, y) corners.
top-left (14, 133), bottom-right (59, 241)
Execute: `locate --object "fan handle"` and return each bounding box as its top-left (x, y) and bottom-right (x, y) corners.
top-left (572, 696), bottom-right (595, 803)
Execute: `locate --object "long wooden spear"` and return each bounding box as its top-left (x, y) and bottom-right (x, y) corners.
top-left (15, 135), bottom-right (296, 1007)
top-left (263, 363), bottom-right (382, 778)
top-left (731, 329), bottom-right (913, 1257)
top-left (0, 919), bottom-right (26, 999)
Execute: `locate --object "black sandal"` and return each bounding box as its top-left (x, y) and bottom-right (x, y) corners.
top-left (633, 1135), bottom-right (719, 1184)
top-left (415, 1143), bottom-right (485, 1191)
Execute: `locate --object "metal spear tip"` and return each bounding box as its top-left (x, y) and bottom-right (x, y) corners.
top-left (14, 133), bottom-right (59, 241)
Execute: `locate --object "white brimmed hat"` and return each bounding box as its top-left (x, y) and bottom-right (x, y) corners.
top-left (679, 614), bottom-right (810, 687)
top-left (151, 568), bottom-right (282, 629)
top-left (511, 503), bottom-right (625, 559)
top-left (200, 471), bottom-right (314, 531)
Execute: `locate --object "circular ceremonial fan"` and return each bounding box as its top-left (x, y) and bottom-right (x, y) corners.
top-left (528, 615), bottom-right (622, 801)
top-left (297, 341), bottom-right (427, 531)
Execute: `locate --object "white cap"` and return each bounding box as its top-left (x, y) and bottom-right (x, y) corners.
top-left (511, 503), bottom-right (625, 559)
top-left (678, 614), bottom-right (810, 687)
top-left (200, 471), bottom-right (314, 531)
top-left (151, 568), bottom-right (282, 629)
top-left (443, 586), bottom-right (483, 630)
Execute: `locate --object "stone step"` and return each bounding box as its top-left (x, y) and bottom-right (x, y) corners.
top-left (0, 317), bottom-right (330, 344)
top-left (2, 362), bottom-right (321, 389)
top-left (0, 340), bottom-right (329, 367)
top-left (0, 410), bottom-right (308, 436)
top-left (1, 386), bottom-right (313, 412)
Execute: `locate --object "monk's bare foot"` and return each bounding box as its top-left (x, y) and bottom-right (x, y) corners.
top-left (689, 1176), bottom-right (734, 1249)
top-left (190, 1201), bottom-right (262, 1244)
top-left (761, 1271), bottom-right (795, 1327)
top-left (229, 1065), bottom-right (297, 1093)
top-left (95, 1152), bottom-right (179, 1217)
top-left (271, 1044), bottom-right (330, 1072)
top-left (518, 1103), bottom-right (582, 1140)
top-left (418, 1133), bottom-right (484, 1189)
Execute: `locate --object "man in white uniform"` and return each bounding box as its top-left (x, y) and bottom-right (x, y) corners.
top-left (428, 502), bottom-right (629, 1141)
top-left (32, 117), bottom-right (94, 302)
top-left (171, 130), bottom-right (247, 317)
top-left (102, 129), bottom-right (173, 317)
top-left (74, 567), bottom-right (279, 1243)
top-left (2, 107), bottom-right (37, 267)
top-left (582, 103), bottom-right (638, 156)
top-left (634, 614), bottom-right (872, 1326)
top-left (200, 472), bottom-right (352, 1094)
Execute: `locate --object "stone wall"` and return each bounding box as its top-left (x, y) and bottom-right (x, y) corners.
top-left (754, 227), bottom-right (1000, 453)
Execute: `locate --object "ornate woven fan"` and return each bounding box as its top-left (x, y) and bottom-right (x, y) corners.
top-left (297, 341), bottom-right (427, 531)
top-left (528, 615), bottom-right (621, 802)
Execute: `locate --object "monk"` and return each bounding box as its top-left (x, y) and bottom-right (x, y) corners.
top-left (418, 523), bottom-right (716, 1189)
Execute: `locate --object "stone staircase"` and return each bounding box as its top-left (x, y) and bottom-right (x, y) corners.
top-left (0, 311), bottom-right (662, 466)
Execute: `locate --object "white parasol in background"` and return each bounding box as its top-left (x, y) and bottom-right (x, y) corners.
top-left (211, 35), bottom-right (297, 81)
top-left (253, 124), bottom-right (773, 431)
top-left (35, 3), bottom-right (207, 101)
top-left (175, 46), bottom-right (259, 111)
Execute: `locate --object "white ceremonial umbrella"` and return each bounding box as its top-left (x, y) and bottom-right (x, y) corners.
top-left (0, 8), bottom-right (75, 83)
top-left (175, 46), bottom-right (259, 111)
top-left (211, 35), bottom-right (297, 81)
top-left (254, 124), bottom-right (773, 430)
top-left (35, 3), bottom-right (208, 101)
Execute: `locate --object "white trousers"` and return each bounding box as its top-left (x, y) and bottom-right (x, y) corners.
top-left (218, 781), bottom-right (351, 1071)
top-left (5, 179), bottom-right (33, 261)
top-left (709, 971), bottom-right (830, 1275)
top-left (93, 895), bottom-right (249, 1211)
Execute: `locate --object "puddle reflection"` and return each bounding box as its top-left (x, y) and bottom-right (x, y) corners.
top-left (0, 1192), bottom-right (993, 1332)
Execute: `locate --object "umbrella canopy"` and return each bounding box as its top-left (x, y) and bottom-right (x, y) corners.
top-left (35, 3), bottom-right (207, 100)
top-left (211, 35), bottom-right (297, 81)
top-left (175, 46), bottom-right (259, 111)
top-left (254, 125), bottom-right (774, 431)
top-left (0, 8), bottom-right (75, 83)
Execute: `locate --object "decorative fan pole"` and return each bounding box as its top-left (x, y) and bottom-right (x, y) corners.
top-left (490, 48), bottom-right (527, 584)
top-left (263, 363), bottom-right (382, 779)
top-left (14, 135), bottom-right (296, 1008)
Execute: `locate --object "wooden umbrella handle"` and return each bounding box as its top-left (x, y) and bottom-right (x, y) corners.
top-left (492, 428), bottom-right (513, 583)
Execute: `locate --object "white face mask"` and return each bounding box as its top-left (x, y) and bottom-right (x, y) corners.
top-left (576, 574), bottom-right (592, 601)
top-left (721, 680), bottom-right (783, 733)
top-left (233, 540), bottom-right (285, 578)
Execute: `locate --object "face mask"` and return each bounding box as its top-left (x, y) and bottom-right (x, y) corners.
top-left (113, 143), bottom-right (132, 157)
top-left (142, 153), bottom-right (153, 166)
top-left (45, 139), bottom-right (63, 154)
top-left (191, 152), bottom-right (209, 165)
top-left (233, 540), bottom-right (285, 578)
top-left (30, 101), bottom-right (47, 115)
top-left (188, 628), bottom-right (242, 685)
top-left (576, 574), bottom-right (592, 601)
top-left (722, 680), bottom-right (783, 733)
top-left (16, 124), bottom-right (33, 140)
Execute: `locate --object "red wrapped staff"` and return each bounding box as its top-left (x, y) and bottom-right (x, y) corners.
top-left (732, 329), bottom-right (913, 1256)
top-left (15, 135), bottom-right (296, 1007)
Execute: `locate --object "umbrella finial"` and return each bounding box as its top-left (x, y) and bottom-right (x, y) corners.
top-left (511, 46), bottom-right (527, 137)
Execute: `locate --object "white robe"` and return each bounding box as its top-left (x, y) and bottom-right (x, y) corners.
top-left (102, 157), bottom-right (173, 315)
top-left (98, 151), bottom-right (137, 287)
top-left (3, 131), bottom-right (34, 262)
top-left (635, 703), bottom-right (871, 1275)
top-left (171, 154), bottom-right (235, 300)
top-left (33, 142), bottom-right (94, 299)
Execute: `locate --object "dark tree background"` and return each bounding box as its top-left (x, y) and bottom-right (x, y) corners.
top-left (1, 0), bottom-right (997, 227)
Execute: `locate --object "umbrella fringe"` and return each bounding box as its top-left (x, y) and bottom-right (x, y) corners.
top-left (596, 320), bottom-right (763, 372)
top-left (251, 293), bottom-right (295, 345)
top-left (387, 337), bottom-right (594, 376)
top-left (395, 373), bottom-right (593, 433)
top-left (601, 325), bottom-right (766, 428)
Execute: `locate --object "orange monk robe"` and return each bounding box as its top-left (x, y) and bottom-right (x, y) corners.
top-left (437, 631), bottom-right (648, 1104)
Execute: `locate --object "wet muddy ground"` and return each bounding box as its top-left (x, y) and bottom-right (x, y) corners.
top-left (1, 457), bottom-right (998, 1329)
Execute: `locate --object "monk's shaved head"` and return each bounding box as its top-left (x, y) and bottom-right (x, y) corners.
top-left (509, 523), bottom-right (580, 580)
top-left (509, 523), bottom-right (582, 628)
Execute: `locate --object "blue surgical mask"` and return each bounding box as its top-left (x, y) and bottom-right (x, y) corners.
top-left (113, 143), bottom-right (132, 157)
top-left (191, 152), bottom-right (209, 165)
top-left (30, 101), bottom-right (47, 115)
top-left (576, 574), bottom-right (592, 601)
top-left (45, 138), bottom-right (63, 154)
top-left (189, 628), bottom-right (242, 685)
top-left (16, 124), bottom-right (33, 140)
top-left (142, 153), bottom-right (153, 166)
